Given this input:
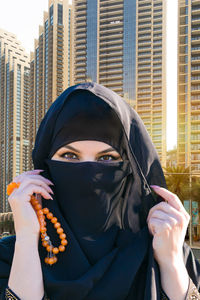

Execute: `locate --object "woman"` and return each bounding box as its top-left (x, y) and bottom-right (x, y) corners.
top-left (0, 82), bottom-right (200, 300)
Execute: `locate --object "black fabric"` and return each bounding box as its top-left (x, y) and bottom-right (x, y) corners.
top-left (0, 82), bottom-right (200, 300)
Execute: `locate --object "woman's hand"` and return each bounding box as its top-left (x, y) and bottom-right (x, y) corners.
top-left (8, 169), bottom-right (54, 239)
top-left (147, 185), bottom-right (190, 300)
top-left (147, 185), bottom-right (190, 266)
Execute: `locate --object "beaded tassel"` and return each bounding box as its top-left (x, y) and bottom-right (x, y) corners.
top-left (7, 181), bottom-right (68, 265)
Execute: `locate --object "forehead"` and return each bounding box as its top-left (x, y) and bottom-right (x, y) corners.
top-left (59, 140), bottom-right (118, 152)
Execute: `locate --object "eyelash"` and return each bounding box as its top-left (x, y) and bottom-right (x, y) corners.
top-left (60, 152), bottom-right (120, 161)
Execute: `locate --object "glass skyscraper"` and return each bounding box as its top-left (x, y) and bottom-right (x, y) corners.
top-left (29, 0), bottom-right (72, 170)
top-left (73, 0), bottom-right (166, 166)
top-left (0, 29), bottom-right (30, 212)
top-left (178, 0), bottom-right (200, 173)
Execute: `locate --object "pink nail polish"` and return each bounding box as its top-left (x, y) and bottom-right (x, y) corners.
top-left (150, 185), bottom-right (160, 189)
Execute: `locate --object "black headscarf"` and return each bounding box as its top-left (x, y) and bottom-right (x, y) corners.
top-left (0, 82), bottom-right (200, 300)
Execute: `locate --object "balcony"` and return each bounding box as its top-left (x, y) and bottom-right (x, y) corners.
top-left (138, 81), bottom-right (151, 87)
top-left (191, 37), bottom-right (200, 46)
top-left (99, 73), bottom-right (123, 80)
top-left (191, 65), bottom-right (200, 72)
top-left (100, 55), bottom-right (123, 63)
top-left (99, 62), bottom-right (123, 70)
top-left (138, 76), bottom-right (151, 81)
top-left (100, 32), bottom-right (123, 41)
top-left (192, 15), bottom-right (200, 24)
top-left (138, 15), bottom-right (151, 22)
top-left (111, 86), bottom-right (123, 93)
top-left (192, 6), bottom-right (200, 13)
top-left (100, 9), bottom-right (123, 18)
top-left (192, 26), bottom-right (200, 34)
top-left (75, 44), bottom-right (86, 50)
top-left (100, 80), bottom-right (122, 88)
top-left (99, 51), bottom-right (123, 59)
top-left (75, 10), bottom-right (87, 18)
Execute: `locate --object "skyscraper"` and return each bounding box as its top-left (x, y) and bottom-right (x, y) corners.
top-left (177, 0), bottom-right (200, 174)
top-left (136, 0), bottom-right (166, 166)
top-left (72, 0), bottom-right (166, 166)
top-left (29, 0), bottom-right (72, 170)
top-left (0, 29), bottom-right (30, 212)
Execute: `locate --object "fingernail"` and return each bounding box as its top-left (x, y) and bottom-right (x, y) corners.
top-left (33, 169), bottom-right (44, 172)
top-left (49, 195), bottom-right (53, 200)
top-left (47, 180), bottom-right (54, 185)
top-left (150, 185), bottom-right (160, 189)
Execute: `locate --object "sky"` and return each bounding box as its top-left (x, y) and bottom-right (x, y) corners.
top-left (0, 0), bottom-right (178, 151)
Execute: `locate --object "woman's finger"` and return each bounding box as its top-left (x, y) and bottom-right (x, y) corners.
top-left (149, 208), bottom-right (181, 225)
top-left (12, 173), bottom-right (54, 188)
top-left (8, 184), bottom-right (53, 205)
top-left (147, 201), bottom-right (190, 224)
top-left (150, 185), bottom-right (185, 212)
top-left (148, 217), bottom-right (172, 235)
top-left (12, 170), bottom-right (44, 182)
top-left (18, 178), bottom-right (54, 195)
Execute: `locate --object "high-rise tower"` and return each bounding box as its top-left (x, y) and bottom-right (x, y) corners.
top-left (29, 0), bottom-right (72, 170)
top-left (0, 29), bottom-right (30, 212)
top-left (177, 0), bottom-right (200, 174)
top-left (136, 0), bottom-right (166, 166)
top-left (72, 0), bottom-right (166, 166)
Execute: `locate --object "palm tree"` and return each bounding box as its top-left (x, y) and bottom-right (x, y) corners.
top-left (164, 166), bottom-right (190, 200)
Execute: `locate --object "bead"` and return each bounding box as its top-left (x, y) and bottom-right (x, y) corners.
top-left (37, 210), bottom-right (44, 216)
top-left (47, 245), bottom-right (53, 252)
top-left (31, 198), bottom-right (39, 206)
top-left (34, 204), bottom-right (42, 211)
top-left (39, 216), bottom-right (45, 222)
top-left (57, 227), bottom-right (64, 234)
top-left (53, 247), bottom-right (59, 254)
top-left (48, 257), bottom-right (55, 265)
top-left (46, 212), bottom-right (53, 219)
top-left (51, 217), bottom-right (57, 224)
top-left (7, 182), bottom-right (20, 195)
top-left (54, 222), bottom-right (61, 229)
top-left (22, 192), bottom-right (68, 264)
top-left (40, 220), bottom-right (46, 227)
top-left (43, 207), bottom-right (49, 214)
top-left (45, 257), bottom-right (49, 264)
top-left (59, 245), bottom-right (65, 252)
top-left (41, 233), bottom-right (46, 239)
top-left (53, 256), bottom-right (57, 263)
top-left (59, 233), bottom-right (66, 240)
top-left (61, 239), bottom-right (68, 246)
top-left (42, 241), bottom-right (48, 247)
top-left (40, 226), bottom-right (47, 233)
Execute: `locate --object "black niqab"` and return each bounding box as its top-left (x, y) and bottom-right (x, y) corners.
top-left (0, 82), bottom-right (200, 300)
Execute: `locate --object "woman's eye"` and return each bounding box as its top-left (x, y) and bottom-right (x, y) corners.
top-left (61, 152), bottom-right (78, 160)
top-left (98, 155), bottom-right (118, 162)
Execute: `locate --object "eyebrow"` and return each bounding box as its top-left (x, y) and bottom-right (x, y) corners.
top-left (62, 145), bottom-right (117, 154)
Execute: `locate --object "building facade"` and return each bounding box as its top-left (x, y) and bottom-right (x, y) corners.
top-left (177, 0), bottom-right (200, 249)
top-left (72, 0), bottom-right (166, 166)
top-left (29, 0), bottom-right (72, 170)
top-left (0, 29), bottom-right (30, 212)
top-left (178, 0), bottom-right (200, 173)
top-left (136, 0), bottom-right (167, 166)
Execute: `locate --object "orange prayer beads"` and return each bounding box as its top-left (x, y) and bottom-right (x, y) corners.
top-left (7, 181), bottom-right (68, 265)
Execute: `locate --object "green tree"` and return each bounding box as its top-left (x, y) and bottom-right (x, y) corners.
top-left (164, 166), bottom-right (190, 200)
